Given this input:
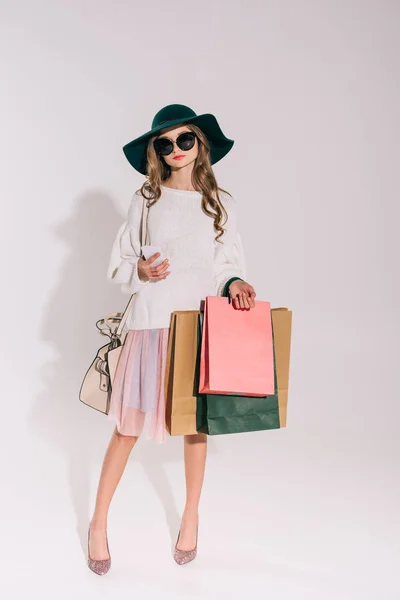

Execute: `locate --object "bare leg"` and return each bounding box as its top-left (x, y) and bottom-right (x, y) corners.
top-left (177, 433), bottom-right (207, 550)
top-left (89, 426), bottom-right (139, 560)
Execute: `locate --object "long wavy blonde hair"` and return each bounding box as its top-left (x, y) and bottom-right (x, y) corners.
top-left (135, 123), bottom-right (232, 243)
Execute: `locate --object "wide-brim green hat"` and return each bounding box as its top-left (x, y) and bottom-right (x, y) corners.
top-left (122, 103), bottom-right (234, 175)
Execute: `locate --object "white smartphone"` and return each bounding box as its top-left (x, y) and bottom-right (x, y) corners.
top-left (141, 245), bottom-right (165, 267)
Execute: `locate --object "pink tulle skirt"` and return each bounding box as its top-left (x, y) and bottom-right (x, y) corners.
top-left (107, 328), bottom-right (170, 443)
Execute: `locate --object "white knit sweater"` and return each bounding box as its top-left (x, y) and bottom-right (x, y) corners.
top-left (107, 184), bottom-right (247, 330)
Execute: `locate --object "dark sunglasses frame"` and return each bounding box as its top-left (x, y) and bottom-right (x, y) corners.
top-left (153, 131), bottom-right (197, 157)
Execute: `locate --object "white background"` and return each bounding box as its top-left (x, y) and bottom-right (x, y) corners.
top-left (1, 1), bottom-right (399, 598)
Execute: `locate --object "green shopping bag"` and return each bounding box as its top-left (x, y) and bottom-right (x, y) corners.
top-left (195, 309), bottom-right (281, 436)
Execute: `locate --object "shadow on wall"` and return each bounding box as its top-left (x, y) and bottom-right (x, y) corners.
top-left (28, 190), bottom-right (214, 558)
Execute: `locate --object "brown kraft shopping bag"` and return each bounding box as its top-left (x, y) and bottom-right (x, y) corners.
top-left (271, 308), bottom-right (292, 427)
top-left (164, 310), bottom-right (200, 435)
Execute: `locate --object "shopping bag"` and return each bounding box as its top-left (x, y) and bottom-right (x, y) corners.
top-left (271, 308), bottom-right (292, 428)
top-left (199, 296), bottom-right (274, 396)
top-left (196, 312), bottom-right (280, 435)
top-left (164, 310), bottom-right (200, 436)
top-left (196, 391), bottom-right (281, 435)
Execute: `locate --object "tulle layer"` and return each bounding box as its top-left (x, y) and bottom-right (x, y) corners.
top-left (107, 328), bottom-right (170, 443)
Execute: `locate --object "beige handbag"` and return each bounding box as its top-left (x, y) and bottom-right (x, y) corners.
top-left (79, 197), bottom-right (150, 414)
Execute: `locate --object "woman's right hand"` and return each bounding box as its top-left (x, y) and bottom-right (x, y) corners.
top-left (137, 253), bottom-right (170, 282)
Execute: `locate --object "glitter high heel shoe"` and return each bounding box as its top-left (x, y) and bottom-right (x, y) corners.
top-left (174, 523), bottom-right (198, 565)
top-left (87, 527), bottom-right (111, 575)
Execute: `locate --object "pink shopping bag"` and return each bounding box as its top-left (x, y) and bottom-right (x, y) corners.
top-left (199, 296), bottom-right (274, 396)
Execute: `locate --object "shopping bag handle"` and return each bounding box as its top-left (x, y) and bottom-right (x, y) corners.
top-left (222, 277), bottom-right (244, 300)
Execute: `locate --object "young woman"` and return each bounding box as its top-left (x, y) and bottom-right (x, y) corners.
top-left (87, 104), bottom-right (256, 574)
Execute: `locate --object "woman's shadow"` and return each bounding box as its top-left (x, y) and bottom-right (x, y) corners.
top-left (28, 190), bottom-right (206, 557)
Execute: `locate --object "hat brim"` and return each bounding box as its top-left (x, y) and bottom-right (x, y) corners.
top-left (122, 113), bottom-right (234, 175)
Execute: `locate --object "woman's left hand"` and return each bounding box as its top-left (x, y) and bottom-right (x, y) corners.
top-left (228, 280), bottom-right (256, 309)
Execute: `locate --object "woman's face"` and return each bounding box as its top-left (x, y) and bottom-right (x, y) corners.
top-left (155, 125), bottom-right (199, 170)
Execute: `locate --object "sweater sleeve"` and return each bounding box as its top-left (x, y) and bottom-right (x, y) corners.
top-left (213, 193), bottom-right (247, 296)
top-left (106, 193), bottom-right (150, 295)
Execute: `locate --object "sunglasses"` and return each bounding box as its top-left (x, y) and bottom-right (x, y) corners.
top-left (153, 131), bottom-right (197, 157)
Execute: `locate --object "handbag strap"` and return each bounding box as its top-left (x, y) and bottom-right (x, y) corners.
top-left (115, 197), bottom-right (150, 338)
